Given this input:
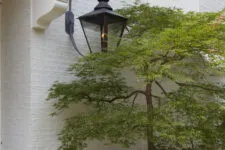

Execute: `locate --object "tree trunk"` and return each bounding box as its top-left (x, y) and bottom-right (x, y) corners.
top-left (146, 83), bottom-right (154, 150)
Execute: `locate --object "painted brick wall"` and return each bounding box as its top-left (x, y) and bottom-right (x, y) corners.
top-left (1, 0), bottom-right (31, 150)
top-left (199, 0), bottom-right (225, 12)
top-left (30, 0), bottom-right (224, 150)
top-left (149, 0), bottom-right (199, 12)
top-left (30, 1), bottom-right (136, 150)
top-left (2, 0), bottom-right (225, 150)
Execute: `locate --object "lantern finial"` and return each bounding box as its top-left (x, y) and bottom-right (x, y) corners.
top-left (95, 0), bottom-right (112, 10)
top-left (98, 0), bottom-right (109, 2)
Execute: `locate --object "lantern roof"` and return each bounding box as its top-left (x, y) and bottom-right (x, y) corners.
top-left (78, 9), bottom-right (127, 22)
top-left (78, 0), bottom-right (127, 25)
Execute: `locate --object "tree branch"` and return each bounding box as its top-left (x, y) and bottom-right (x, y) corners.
top-left (86, 89), bottom-right (161, 104)
top-left (127, 93), bottom-right (139, 117)
top-left (132, 93), bottom-right (138, 106)
top-left (175, 82), bottom-right (223, 92)
top-left (108, 90), bottom-right (146, 103)
top-left (85, 90), bottom-right (146, 104)
top-left (161, 55), bottom-right (185, 65)
top-left (152, 95), bottom-right (160, 99)
top-left (155, 81), bottom-right (168, 96)
top-left (150, 51), bottom-right (169, 63)
top-left (155, 97), bottom-right (161, 108)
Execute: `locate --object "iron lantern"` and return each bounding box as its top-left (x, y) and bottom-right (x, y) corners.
top-left (78, 0), bottom-right (127, 53)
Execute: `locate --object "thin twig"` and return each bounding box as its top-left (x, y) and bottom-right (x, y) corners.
top-left (190, 138), bottom-right (195, 150)
top-left (108, 90), bottom-right (146, 103)
top-left (127, 93), bottom-right (139, 118)
top-left (85, 90), bottom-right (146, 103)
top-left (175, 82), bottom-right (222, 92)
top-left (132, 93), bottom-right (138, 108)
top-left (152, 95), bottom-right (160, 99)
top-left (150, 52), bottom-right (169, 63)
top-left (86, 89), bottom-right (161, 104)
top-left (156, 97), bottom-right (161, 108)
top-left (155, 81), bottom-right (168, 96)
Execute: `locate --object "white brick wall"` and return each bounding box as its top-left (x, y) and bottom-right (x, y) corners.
top-left (30, 1), bottom-right (137, 149)
top-left (149, 0), bottom-right (199, 12)
top-left (30, 12), bottom-right (76, 150)
top-left (28, 0), bottom-right (225, 149)
top-left (200, 0), bottom-right (225, 12)
top-left (1, 0), bottom-right (225, 150)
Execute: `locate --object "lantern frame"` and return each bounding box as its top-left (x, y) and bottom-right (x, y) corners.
top-left (65, 0), bottom-right (128, 56)
top-left (78, 0), bottom-right (127, 53)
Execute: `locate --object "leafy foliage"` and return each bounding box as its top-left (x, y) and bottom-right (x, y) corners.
top-left (47, 2), bottom-right (225, 150)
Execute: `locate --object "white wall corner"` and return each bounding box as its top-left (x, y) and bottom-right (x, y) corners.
top-left (32, 0), bottom-right (68, 30)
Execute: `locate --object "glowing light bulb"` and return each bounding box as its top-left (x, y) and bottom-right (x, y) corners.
top-left (101, 33), bottom-right (105, 38)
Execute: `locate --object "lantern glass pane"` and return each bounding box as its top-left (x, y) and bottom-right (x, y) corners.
top-left (107, 21), bottom-right (125, 51)
top-left (80, 13), bottom-right (127, 52)
top-left (81, 20), bottom-right (101, 53)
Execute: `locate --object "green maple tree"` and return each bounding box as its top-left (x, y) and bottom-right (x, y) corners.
top-left (47, 2), bottom-right (225, 150)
